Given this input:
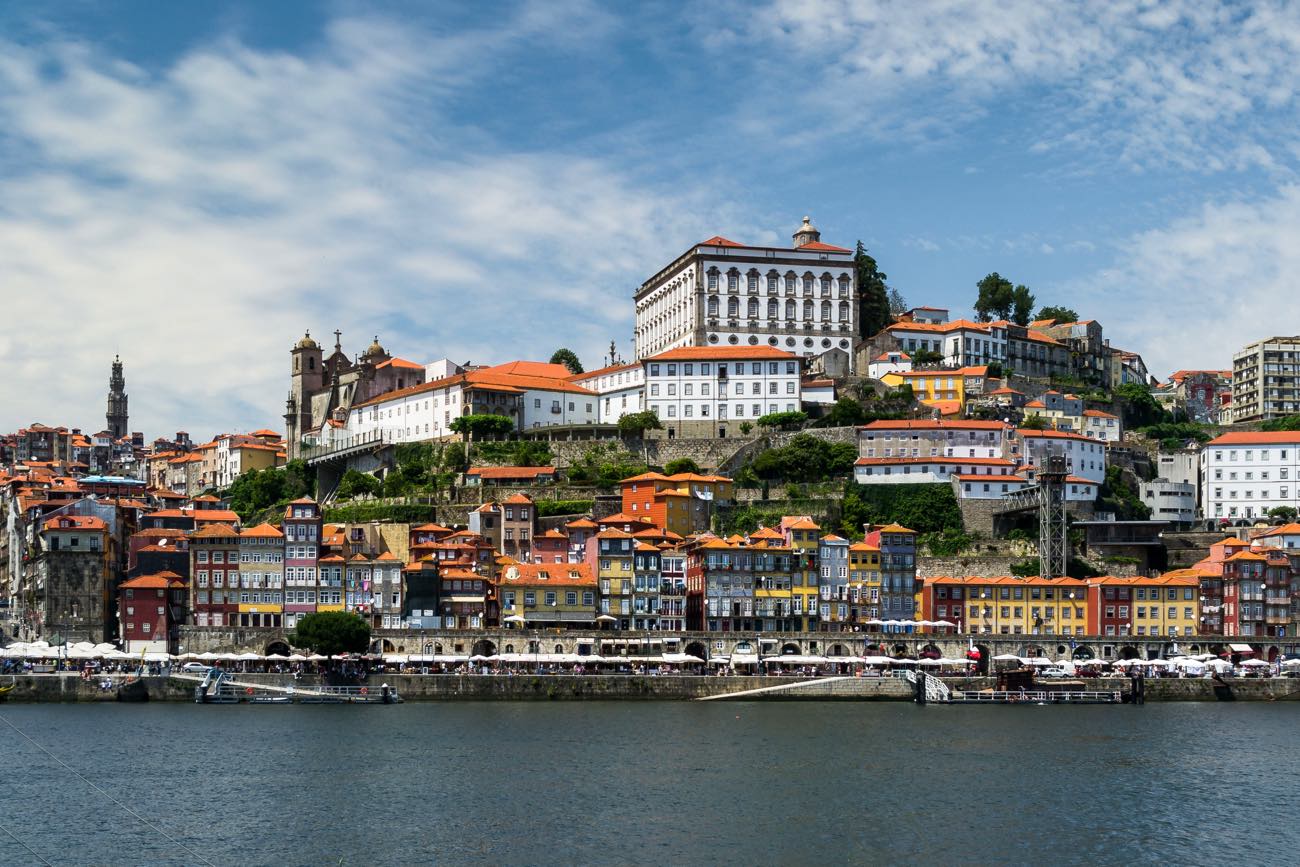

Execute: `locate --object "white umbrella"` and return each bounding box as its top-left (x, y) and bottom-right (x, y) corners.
top-left (1281, 659), bottom-right (1300, 669)
top-left (663, 653), bottom-right (704, 664)
top-left (1239, 659), bottom-right (1270, 668)
top-left (933, 620), bottom-right (956, 628)
top-left (382, 653), bottom-right (409, 663)
top-left (236, 652), bottom-right (262, 661)
top-left (286, 654), bottom-right (308, 661)
top-left (503, 615), bottom-right (527, 624)
top-left (307, 654), bottom-right (328, 661)
top-left (993, 653), bottom-right (1022, 661)
top-left (1024, 657), bottom-right (1054, 666)
top-left (595, 615), bottom-right (617, 623)
top-left (890, 658), bottom-right (918, 666)
top-left (860, 655), bottom-right (894, 665)
top-left (1203, 658), bottom-right (1232, 671)
top-left (916, 658), bottom-right (942, 666)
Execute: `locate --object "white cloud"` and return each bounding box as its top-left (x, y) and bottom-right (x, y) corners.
top-left (1071, 185), bottom-right (1300, 378)
top-left (728, 0), bottom-right (1300, 171)
top-left (0, 14), bottom-right (728, 438)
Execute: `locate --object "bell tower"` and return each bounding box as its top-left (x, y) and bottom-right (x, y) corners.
top-left (106, 355), bottom-right (128, 439)
top-left (792, 215), bottom-right (821, 248)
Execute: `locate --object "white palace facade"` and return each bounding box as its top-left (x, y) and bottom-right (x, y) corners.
top-left (633, 217), bottom-right (859, 370)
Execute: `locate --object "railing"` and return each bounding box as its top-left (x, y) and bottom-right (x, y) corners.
top-left (950, 690), bottom-right (1121, 703)
top-left (300, 429), bottom-right (398, 463)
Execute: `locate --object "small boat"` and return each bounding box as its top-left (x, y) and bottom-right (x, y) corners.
top-left (0, 676), bottom-right (15, 699)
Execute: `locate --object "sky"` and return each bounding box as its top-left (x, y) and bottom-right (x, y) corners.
top-left (2, 0), bottom-right (1298, 439)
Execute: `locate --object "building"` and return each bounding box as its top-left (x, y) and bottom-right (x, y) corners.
top-left (464, 466), bottom-right (558, 486)
top-left (468, 495), bottom-right (536, 562)
top-left (817, 534), bottom-right (852, 629)
top-left (188, 523), bottom-right (241, 627)
top-left (283, 331), bottom-right (428, 458)
top-left (1162, 370), bottom-right (1233, 424)
top-left (34, 515), bottom-right (111, 643)
top-left (867, 351), bottom-right (911, 380)
top-left (633, 217), bottom-right (858, 367)
top-left (879, 365), bottom-right (988, 415)
top-left (1231, 336), bottom-right (1300, 423)
top-left (329, 360), bottom-right (598, 448)
top-left (214, 433), bottom-right (284, 489)
top-left (885, 319), bottom-right (1007, 369)
top-left (866, 524), bottom-right (917, 627)
top-left (1013, 429), bottom-right (1107, 485)
top-left (620, 471), bottom-right (733, 536)
top-left (106, 356), bottom-right (129, 441)
top-left (854, 419), bottom-right (1018, 486)
top-left (596, 529), bottom-right (635, 628)
top-left (1140, 479), bottom-right (1197, 526)
top-left (497, 561), bottom-right (596, 629)
top-left (282, 497), bottom-right (321, 628)
top-left (642, 346), bottom-right (803, 435)
top-left (1199, 431), bottom-right (1300, 523)
top-left (569, 362), bottom-right (645, 423)
top-left (118, 572), bottom-right (187, 653)
top-left (235, 523), bottom-right (284, 628)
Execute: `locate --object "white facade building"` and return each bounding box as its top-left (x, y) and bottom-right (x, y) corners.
top-left (569, 362), bottom-right (645, 424)
top-left (1200, 431), bottom-right (1300, 522)
top-left (1140, 479), bottom-right (1197, 525)
top-left (1014, 429), bottom-right (1107, 484)
top-left (642, 346), bottom-right (802, 431)
top-left (867, 351), bottom-right (912, 380)
top-left (886, 319), bottom-right (1008, 368)
top-left (633, 217), bottom-right (858, 368)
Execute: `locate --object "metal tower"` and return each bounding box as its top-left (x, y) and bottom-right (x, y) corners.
top-left (1038, 453), bottom-right (1069, 579)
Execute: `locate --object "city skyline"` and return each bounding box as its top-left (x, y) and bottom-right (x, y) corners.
top-left (3, 1), bottom-right (1298, 436)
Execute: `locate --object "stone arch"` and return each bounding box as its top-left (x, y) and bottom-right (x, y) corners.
top-left (264, 640), bottom-right (291, 657)
top-left (892, 643), bottom-right (910, 657)
top-left (554, 643), bottom-right (564, 654)
top-left (471, 639), bottom-right (497, 658)
top-left (1268, 646), bottom-right (1280, 663)
top-left (973, 644), bottom-right (992, 675)
top-left (379, 639), bottom-right (397, 653)
top-left (1071, 647), bottom-right (1095, 661)
top-left (781, 642), bottom-right (801, 655)
top-left (1118, 645), bottom-right (1140, 660)
top-left (1022, 644), bottom-right (1046, 658)
top-left (827, 643), bottom-right (849, 657)
top-left (684, 640), bottom-right (708, 660)
top-left (920, 643), bottom-right (941, 658)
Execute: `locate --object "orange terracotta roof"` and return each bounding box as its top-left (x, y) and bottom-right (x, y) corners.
top-left (499, 562), bottom-right (595, 587)
top-left (698, 235), bottom-right (744, 248)
top-left (645, 346), bottom-right (799, 362)
top-left (189, 523), bottom-right (240, 538)
top-left (1082, 410), bottom-right (1118, 418)
top-left (786, 518), bottom-right (821, 531)
top-left (192, 510), bottom-right (241, 524)
top-left (503, 493), bottom-right (534, 505)
top-left (119, 572), bottom-right (186, 590)
top-left (569, 361), bottom-right (640, 382)
top-left (1208, 431), bottom-right (1300, 445)
top-left (886, 318), bottom-right (993, 335)
top-left (466, 466), bottom-right (557, 479)
top-left (42, 515), bottom-right (107, 531)
top-left (376, 357), bottom-right (424, 370)
top-left (873, 351), bottom-right (911, 362)
top-left (875, 523), bottom-right (916, 534)
top-left (797, 240), bottom-right (852, 252)
top-left (1017, 429), bottom-right (1095, 442)
top-left (240, 523), bottom-right (284, 539)
top-left (862, 419), bottom-right (1006, 431)
top-left (565, 518), bottom-right (597, 529)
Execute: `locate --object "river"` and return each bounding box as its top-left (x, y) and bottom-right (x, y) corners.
top-left (0, 702), bottom-right (1295, 865)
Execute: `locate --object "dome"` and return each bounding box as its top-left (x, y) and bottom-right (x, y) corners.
top-left (364, 335), bottom-right (387, 358)
top-left (295, 331), bottom-right (320, 350)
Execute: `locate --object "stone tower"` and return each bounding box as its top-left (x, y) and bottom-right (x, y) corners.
top-left (106, 355), bottom-right (128, 439)
top-left (792, 215), bottom-right (821, 247)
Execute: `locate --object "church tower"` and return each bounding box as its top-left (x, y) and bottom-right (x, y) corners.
top-left (106, 355), bottom-right (128, 439)
top-left (792, 215), bottom-right (821, 247)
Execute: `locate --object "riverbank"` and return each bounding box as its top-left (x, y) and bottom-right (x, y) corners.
top-left (6, 672), bottom-right (1300, 702)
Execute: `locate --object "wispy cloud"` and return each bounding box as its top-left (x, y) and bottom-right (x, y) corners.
top-left (0, 12), bottom-right (728, 436)
top-left (726, 0), bottom-right (1300, 172)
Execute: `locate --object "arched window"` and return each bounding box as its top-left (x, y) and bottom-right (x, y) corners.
top-left (803, 299), bottom-right (813, 320)
top-left (707, 268), bottom-right (719, 290)
top-left (821, 301), bottom-right (831, 320)
top-left (766, 271), bottom-right (779, 293)
top-left (767, 298), bottom-right (778, 319)
top-left (803, 273), bottom-right (815, 295)
top-left (727, 269), bottom-right (739, 292)
top-left (785, 272), bottom-right (797, 294)
top-left (747, 297), bottom-right (759, 319)
top-left (785, 299), bottom-right (796, 320)
top-left (821, 274), bottom-right (832, 296)
top-left (838, 301), bottom-right (850, 322)
top-left (838, 276), bottom-right (850, 297)
top-left (707, 296), bottom-right (718, 317)
top-left (727, 296), bottom-right (739, 318)
top-left (747, 270), bottom-right (759, 293)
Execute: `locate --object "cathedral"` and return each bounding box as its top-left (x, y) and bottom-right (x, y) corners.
top-left (283, 331), bottom-right (426, 459)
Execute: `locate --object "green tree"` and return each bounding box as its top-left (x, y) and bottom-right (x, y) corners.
top-left (1020, 414), bottom-right (1049, 430)
top-left (1096, 465), bottom-right (1151, 520)
top-left (663, 457), bottom-right (701, 475)
top-left (617, 410), bottom-right (662, 438)
top-left (755, 410), bottom-right (808, 430)
top-left (911, 349), bottom-right (944, 366)
top-left (549, 348), bottom-right (584, 375)
top-left (855, 241), bottom-right (892, 337)
top-left (839, 482), bottom-right (961, 537)
top-left (1010, 284), bottom-right (1036, 326)
top-left (1267, 506), bottom-right (1299, 522)
top-left (1115, 382), bottom-right (1166, 428)
top-left (225, 459), bottom-right (315, 522)
top-left (813, 398), bottom-right (868, 428)
top-left (974, 272), bottom-right (1014, 322)
top-left (748, 434), bottom-right (857, 483)
top-left (288, 611), bottom-right (371, 656)
top-left (1261, 414), bottom-right (1300, 432)
top-left (1034, 305), bottom-right (1078, 324)
top-left (450, 414), bottom-right (515, 440)
top-left (336, 469), bottom-right (382, 501)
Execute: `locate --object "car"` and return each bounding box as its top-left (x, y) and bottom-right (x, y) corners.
top-left (1039, 667), bottom-right (1071, 678)
top-left (180, 662), bottom-right (211, 673)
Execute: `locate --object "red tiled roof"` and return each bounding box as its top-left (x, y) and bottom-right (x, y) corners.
top-left (644, 346), bottom-right (799, 362)
top-left (697, 235), bottom-right (744, 248)
top-left (466, 466), bottom-right (557, 479)
top-left (1208, 431), bottom-right (1300, 446)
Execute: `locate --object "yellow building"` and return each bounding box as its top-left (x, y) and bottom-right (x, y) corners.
top-left (780, 517), bottom-right (822, 630)
top-left (596, 528), bottom-right (636, 628)
top-left (880, 366), bottom-right (988, 415)
top-left (237, 523), bottom-right (284, 627)
top-left (1088, 574), bottom-right (1200, 638)
top-left (846, 541), bottom-right (882, 624)
top-left (924, 576), bottom-right (1091, 636)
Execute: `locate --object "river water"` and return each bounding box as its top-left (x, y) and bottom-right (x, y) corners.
top-left (1, 702), bottom-right (1295, 866)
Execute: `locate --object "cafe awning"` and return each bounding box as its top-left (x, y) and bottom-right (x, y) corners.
top-left (1228, 643), bottom-right (1254, 653)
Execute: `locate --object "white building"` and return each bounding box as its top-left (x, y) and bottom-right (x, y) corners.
top-left (1140, 479), bottom-right (1197, 525)
top-left (633, 217), bottom-right (858, 368)
top-left (339, 361), bottom-right (598, 445)
top-left (854, 455), bottom-right (1019, 485)
top-left (885, 319), bottom-right (1008, 368)
top-left (1013, 429), bottom-right (1107, 484)
top-left (1200, 431), bottom-right (1300, 522)
top-left (569, 362), bottom-right (645, 424)
top-left (867, 350), bottom-right (912, 380)
top-left (642, 346), bottom-right (802, 434)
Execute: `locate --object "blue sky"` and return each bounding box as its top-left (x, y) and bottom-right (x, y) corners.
top-left (3, 1), bottom-right (1298, 438)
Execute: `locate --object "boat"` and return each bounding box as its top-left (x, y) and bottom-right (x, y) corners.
top-left (0, 676), bottom-right (15, 700)
top-left (192, 669), bottom-right (401, 704)
top-left (914, 668), bottom-right (1124, 705)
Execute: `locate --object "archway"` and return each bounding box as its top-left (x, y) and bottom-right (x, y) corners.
top-left (920, 643), bottom-right (940, 659)
top-left (1268, 646), bottom-right (1280, 663)
top-left (973, 644), bottom-right (992, 675)
top-left (471, 639), bottom-right (497, 658)
top-left (781, 642), bottom-right (801, 655)
top-left (684, 641), bottom-right (708, 661)
top-left (504, 643), bottom-right (515, 654)
top-left (554, 643), bottom-right (564, 654)
top-left (1022, 644), bottom-right (1045, 658)
top-left (380, 639), bottom-right (396, 653)
top-left (264, 640), bottom-right (291, 657)
top-left (892, 643), bottom-right (910, 658)
top-left (1072, 647), bottom-right (1095, 661)
top-left (827, 643), bottom-right (849, 658)
top-left (1119, 645), bottom-right (1140, 660)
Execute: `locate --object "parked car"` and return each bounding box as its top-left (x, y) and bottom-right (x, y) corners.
top-left (180, 662), bottom-right (210, 673)
top-left (1039, 667), bottom-right (1071, 679)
